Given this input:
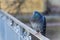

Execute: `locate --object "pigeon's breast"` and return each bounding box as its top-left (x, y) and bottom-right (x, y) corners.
top-left (31, 22), bottom-right (42, 31)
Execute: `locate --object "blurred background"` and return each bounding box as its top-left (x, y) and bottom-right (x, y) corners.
top-left (0, 0), bottom-right (60, 40)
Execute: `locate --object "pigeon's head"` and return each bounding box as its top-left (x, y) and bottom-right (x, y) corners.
top-left (32, 11), bottom-right (42, 20)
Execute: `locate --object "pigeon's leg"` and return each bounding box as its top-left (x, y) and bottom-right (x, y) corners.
top-left (36, 27), bottom-right (46, 36)
top-left (35, 30), bottom-right (41, 35)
